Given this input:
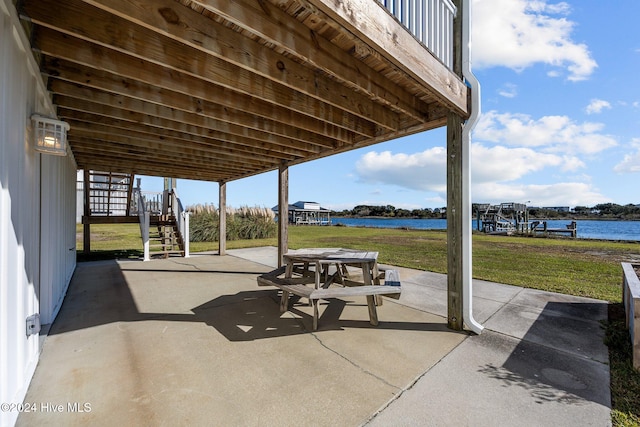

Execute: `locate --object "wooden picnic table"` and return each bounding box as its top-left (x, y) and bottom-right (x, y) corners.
top-left (258, 248), bottom-right (401, 330)
top-left (282, 248), bottom-right (380, 290)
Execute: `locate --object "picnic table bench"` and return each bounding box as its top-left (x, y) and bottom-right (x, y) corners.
top-left (257, 258), bottom-right (402, 330)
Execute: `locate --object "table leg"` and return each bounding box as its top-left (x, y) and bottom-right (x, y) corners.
top-left (372, 262), bottom-right (380, 285)
top-left (334, 262), bottom-right (345, 284)
top-left (366, 295), bottom-right (379, 326)
top-left (285, 261), bottom-right (293, 278)
top-left (362, 262), bottom-right (382, 306)
top-left (280, 290), bottom-right (290, 312)
top-left (314, 261), bottom-right (321, 289)
top-left (362, 262), bottom-right (372, 284)
top-left (312, 299), bottom-right (319, 331)
top-left (372, 262), bottom-right (383, 306)
top-left (340, 264), bottom-right (349, 278)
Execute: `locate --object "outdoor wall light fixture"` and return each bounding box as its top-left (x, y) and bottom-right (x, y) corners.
top-left (31, 114), bottom-right (70, 156)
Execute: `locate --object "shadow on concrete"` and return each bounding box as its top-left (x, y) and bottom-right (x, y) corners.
top-left (120, 268), bottom-right (271, 275)
top-left (193, 292), bottom-right (454, 340)
top-left (49, 260), bottom-right (140, 334)
top-left (50, 259), bottom-right (451, 341)
top-left (478, 300), bottom-right (610, 407)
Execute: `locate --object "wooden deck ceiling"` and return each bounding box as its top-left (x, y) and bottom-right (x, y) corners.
top-left (20, 0), bottom-right (469, 182)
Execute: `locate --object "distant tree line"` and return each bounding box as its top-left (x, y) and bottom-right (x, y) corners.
top-left (333, 203), bottom-right (640, 220)
top-left (530, 203), bottom-right (640, 220)
top-left (333, 204), bottom-right (445, 218)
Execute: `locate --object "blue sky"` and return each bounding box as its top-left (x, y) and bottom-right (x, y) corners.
top-left (140, 0), bottom-right (639, 211)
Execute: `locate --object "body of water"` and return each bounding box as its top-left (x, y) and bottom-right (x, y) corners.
top-left (331, 217), bottom-right (640, 241)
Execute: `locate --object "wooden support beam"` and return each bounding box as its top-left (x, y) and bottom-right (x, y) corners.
top-left (219, 181), bottom-right (226, 256)
top-left (446, 1), bottom-right (465, 331)
top-left (125, 173), bottom-right (133, 217)
top-left (291, 0), bottom-right (469, 116)
top-left (277, 163), bottom-right (289, 267)
top-left (446, 112), bottom-right (464, 331)
top-left (83, 169), bottom-right (91, 254)
top-left (106, 171), bottom-right (113, 217)
top-left (164, 177), bottom-right (176, 191)
top-left (82, 216), bottom-right (140, 224)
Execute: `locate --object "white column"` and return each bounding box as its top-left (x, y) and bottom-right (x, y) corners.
top-left (142, 211), bottom-right (150, 261)
top-left (182, 211), bottom-right (190, 258)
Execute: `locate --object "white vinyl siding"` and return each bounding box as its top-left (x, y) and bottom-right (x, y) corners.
top-left (0, 1), bottom-right (77, 425)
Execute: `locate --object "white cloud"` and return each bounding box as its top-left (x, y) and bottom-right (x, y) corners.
top-left (613, 138), bottom-right (640, 173)
top-left (560, 155), bottom-right (586, 172)
top-left (474, 111), bottom-right (617, 154)
top-left (472, 182), bottom-right (610, 207)
top-left (472, 0), bottom-right (597, 81)
top-left (498, 83), bottom-right (518, 98)
top-left (354, 145), bottom-right (609, 207)
top-left (355, 143), bottom-right (577, 189)
top-left (471, 144), bottom-right (564, 182)
top-left (424, 196), bottom-right (446, 207)
top-left (585, 99), bottom-right (612, 114)
top-left (355, 148), bottom-right (447, 192)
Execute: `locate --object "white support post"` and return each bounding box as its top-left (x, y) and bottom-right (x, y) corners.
top-left (460, 0), bottom-right (484, 334)
top-left (142, 211), bottom-right (150, 261)
top-left (182, 211), bottom-right (190, 258)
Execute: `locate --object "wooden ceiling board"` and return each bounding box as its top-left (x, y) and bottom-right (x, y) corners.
top-left (19, 0), bottom-right (468, 182)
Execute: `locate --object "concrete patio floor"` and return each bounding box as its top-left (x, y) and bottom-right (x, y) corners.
top-left (17, 247), bottom-right (611, 426)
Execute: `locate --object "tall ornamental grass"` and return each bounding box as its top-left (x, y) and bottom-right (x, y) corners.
top-left (188, 204), bottom-right (276, 241)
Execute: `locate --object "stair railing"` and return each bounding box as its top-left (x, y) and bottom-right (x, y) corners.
top-left (133, 186), bottom-right (151, 261)
top-left (169, 188), bottom-right (190, 258)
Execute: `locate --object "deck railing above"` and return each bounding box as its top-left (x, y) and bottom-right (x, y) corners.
top-left (130, 191), bottom-right (163, 215)
top-left (377, 0), bottom-right (456, 68)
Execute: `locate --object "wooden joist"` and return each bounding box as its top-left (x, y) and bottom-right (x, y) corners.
top-left (18, 0), bottom-right (468, 182)
top-left (82, 216), bottom-right (140, 224)
top-left (28, 0), bottom-right (398, 132)
top-left (46, 68), bottom-right (348, 149)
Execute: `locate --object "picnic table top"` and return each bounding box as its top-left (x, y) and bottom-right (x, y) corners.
top-left (283, 248), bottom-right (379, 264)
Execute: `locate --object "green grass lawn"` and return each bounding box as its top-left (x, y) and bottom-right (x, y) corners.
top-left (78, 224), bottom-right (638, 302)
top-left (77, 223), bottom-right (640, 425)
top-left (188, 225), bottom-right (636, 303)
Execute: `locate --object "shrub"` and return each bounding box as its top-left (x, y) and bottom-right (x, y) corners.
top-left (188, 204), bottom-right (276, 241)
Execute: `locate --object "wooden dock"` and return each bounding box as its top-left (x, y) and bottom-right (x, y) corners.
top-left (476, 204), bottom-right (577, 238)
top-left (529, 220), bottom-right (577, 238)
